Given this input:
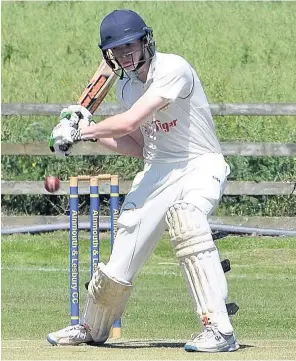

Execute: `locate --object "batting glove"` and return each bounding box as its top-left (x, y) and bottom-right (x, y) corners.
top-left (49, 122), bottom-right (81, 157)
top-left (60, 105), bottom-right (94, 129)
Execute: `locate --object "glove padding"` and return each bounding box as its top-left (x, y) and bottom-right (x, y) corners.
top-left (49, 121), bottom-right (81, 157)
top-left (60, 105), bottom-right (93, 129)
top-left (49, 105), bottom-right (97, 156)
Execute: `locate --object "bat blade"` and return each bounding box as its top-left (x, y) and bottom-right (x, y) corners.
top-left (78, 60), bottom-right (116, 114)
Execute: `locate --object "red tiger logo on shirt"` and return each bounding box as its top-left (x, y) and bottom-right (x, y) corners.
top-left (155, 119), bottom-right (177, 132)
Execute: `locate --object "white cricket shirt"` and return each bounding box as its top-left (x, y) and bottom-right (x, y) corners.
top-left (117, 51), bottom-right (222, 163)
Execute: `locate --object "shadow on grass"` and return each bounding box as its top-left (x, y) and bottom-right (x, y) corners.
top-left (88, 340), bottom-right (184, 349)
top-left (87, 339), bottom-right (255, 350)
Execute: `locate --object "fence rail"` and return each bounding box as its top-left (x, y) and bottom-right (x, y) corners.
top-left (2, 215), bottom-right (296, 231)
top-left (1, 180), bottom-right (295, 196)
top-left (2, 141), bottom-right (296, 157)
top-left (2, 103), bottom-right (296, 116)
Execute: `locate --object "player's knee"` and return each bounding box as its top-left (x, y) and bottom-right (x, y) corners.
top-left (88, 263), bottom-right (133, 306)
top-left (165, 202), bottom-right (215, 258)
top-left (165, 202), bottom-right (211, 240)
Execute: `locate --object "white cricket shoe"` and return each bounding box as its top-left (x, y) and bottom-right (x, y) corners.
top-left (47, 325), bottom-right (93, 346)
top-left (184, 326), bottom-right (239, 352)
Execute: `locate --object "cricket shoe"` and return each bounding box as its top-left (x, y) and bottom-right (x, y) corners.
top-left (184, 325), bottom-right (239, 352)
top-left (47, 325), bottom-right (93, 346)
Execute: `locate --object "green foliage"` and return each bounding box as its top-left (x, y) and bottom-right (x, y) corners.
top-left (226, 156), bottom-right (295, 182)
top-left (1, 154), bottom-right (143, 181)
top-left (1, 194), bottom-right (124, 216)
top-left (216, 195), bottom-right (296, 217)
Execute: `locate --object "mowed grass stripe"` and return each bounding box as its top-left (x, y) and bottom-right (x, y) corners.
top-left (2, 233), bottom-right (296, 348)
top-left (2, 265), bottom-right (296, 281)
top-left (2, 339), bottom-right (296, 360)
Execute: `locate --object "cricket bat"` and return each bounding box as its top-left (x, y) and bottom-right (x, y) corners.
top-left (52, 60), bottom-right (116, 153)
top-left (78, 59), bottom-right (117, 114)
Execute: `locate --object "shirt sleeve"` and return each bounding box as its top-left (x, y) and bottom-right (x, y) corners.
top-left (144, 60), bottom-right (194, 102)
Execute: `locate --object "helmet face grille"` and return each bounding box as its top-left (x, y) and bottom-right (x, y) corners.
top-left (102, 32), bottom-right (155, 80)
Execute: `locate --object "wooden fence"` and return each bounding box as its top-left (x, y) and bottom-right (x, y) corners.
top-left (2, 102), bottom-right (296, 116)
top-left (2, 103), bottom-right (296, 116)
top-left (2, 102), bottom-right (296, 230)
top-left (2, 141), bottom-right (296, 157)
top-left (1, 180), bottom-right (295, 196)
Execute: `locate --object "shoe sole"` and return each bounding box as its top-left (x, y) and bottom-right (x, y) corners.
top-left (184, 342), bottom-right (240, 353)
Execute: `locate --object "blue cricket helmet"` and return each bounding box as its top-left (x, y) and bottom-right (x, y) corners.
top-left (99, 9), bottom-right (150, 51)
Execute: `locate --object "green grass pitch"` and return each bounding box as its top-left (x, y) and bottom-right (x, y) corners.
top-left (2, 232), bottom-right (296, 360)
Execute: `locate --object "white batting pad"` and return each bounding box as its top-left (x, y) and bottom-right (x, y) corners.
top-left (81, 263), bottom-right (133, 342)
top-left (166, 203), bottom-right (233, 334)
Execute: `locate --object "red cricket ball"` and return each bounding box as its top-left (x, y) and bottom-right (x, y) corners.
top-left (45, 176), bottom-right (60, 193)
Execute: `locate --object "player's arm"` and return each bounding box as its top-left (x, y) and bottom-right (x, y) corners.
top-left (97, 131), bottom-right (144, 158)
top-left (79, 96), bottom-right (168, 139)
top-left (128, 128), bottom-right (144, 148)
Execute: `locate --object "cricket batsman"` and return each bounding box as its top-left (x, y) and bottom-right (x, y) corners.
top-left (47, 9), bottom-right (239, 352)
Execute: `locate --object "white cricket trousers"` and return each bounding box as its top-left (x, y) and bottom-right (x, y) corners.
top-left (105, 153), bottom-right (230, 283)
